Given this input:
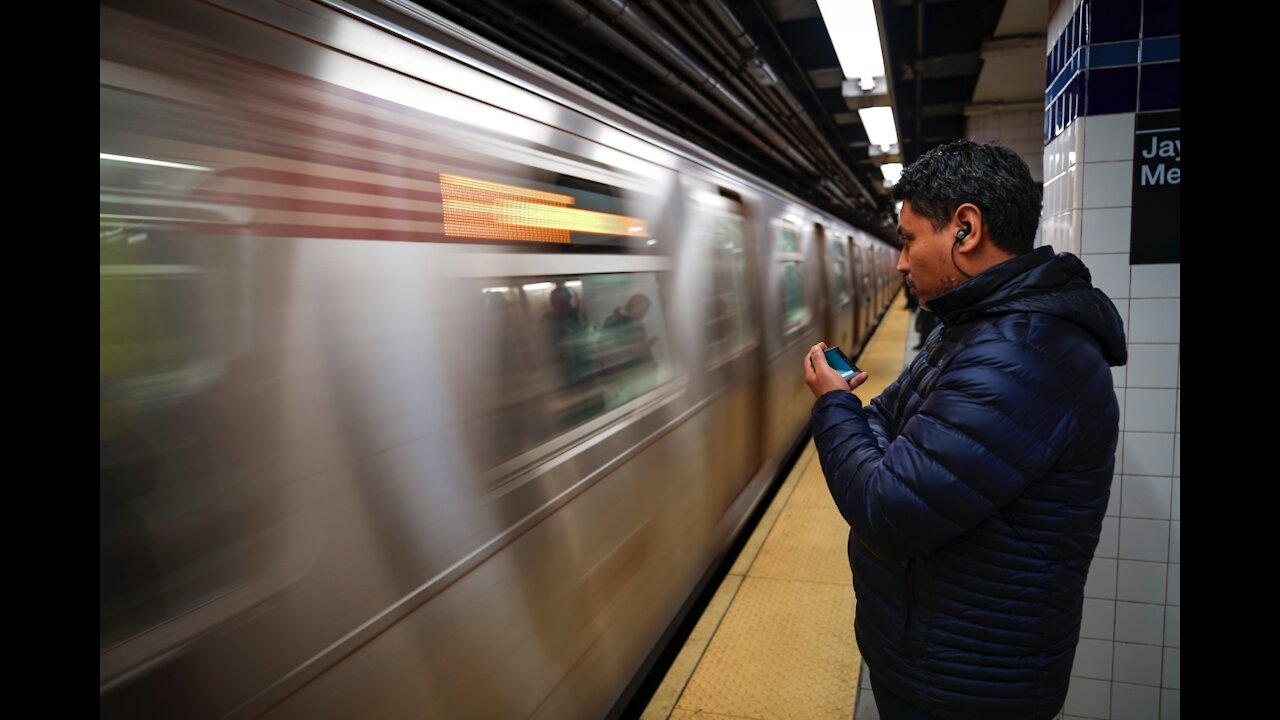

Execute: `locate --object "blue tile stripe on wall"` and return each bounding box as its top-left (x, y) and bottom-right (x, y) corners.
top-left (1141, 37), bottom-right (1180, 63)
top-left (1043, 0), bottom-right (1181, 145)
top-left (1089, 42), bottom-right (1139, 68)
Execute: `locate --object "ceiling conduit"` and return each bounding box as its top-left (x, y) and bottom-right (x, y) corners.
top-left (661, 1), bottom-right (835, 181)
top-left (418, 0), bottom-right (745, 161)
top-left (577, 0), bottom-right (828, 182)
top-left (546, 0), bottom-right (835, 199)
top-left (724, 0), bottom-right (884, 215)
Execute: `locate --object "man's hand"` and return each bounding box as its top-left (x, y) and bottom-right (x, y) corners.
top-left (804, 342), bottom-right (869, 399)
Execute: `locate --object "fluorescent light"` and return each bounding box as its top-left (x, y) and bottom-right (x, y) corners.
top-left (100, 153), bottom-right (211, 172)
top-left (522, 282), bottom-right (554, 291)
top-left (815, 0), bottom-right (885, 85)
top-left (880, 163), bottom-right (903, 186)
top-left (858, 106), bottom-right (898, 151)
top-left (483, 286), bottom-right (511, 293)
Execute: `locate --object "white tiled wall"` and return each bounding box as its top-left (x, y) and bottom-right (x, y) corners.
top-left (1161, 690), bottom-right (1180, 720)
top-left (1122, 432), bottom-right (1174, 476)
top-left (1163, 606), bottom-right (1179, 647)
top-left (1096, 516), bottom-right (1119, 558)
top-left (1130, 265), bottom-right (1179, 298)
top-left (1066, 676), bottom-right (1111, 718)
top-left (1114, 643), bottom-right (1162, 686)
top-left (1125, 389), bottom-right (1176, 433)
top-left (1112, 683), bottom-right (1159, 718)
top-left (1114, 602), bottom-right (1164, 645)
top-left (1128, 299), bottom-right (1180, 344)
top-left (1073, 638), bottom-right (1114, 680)
top-left (1120, 475), bottom-right (1172, 519)
top-left (1082, 162), bottom-right (1134, 209)
top-left (1125, 345), bottom-right (1178, 388)
top-left (1082, 253), bottom-right (1132, 303)
top-left (1082, 208), bottom-right (1132, 255)
top-left (1081, 598), bottom-right (1116, 640)
top-left (1082, 114), bottom-right (1135, 163)
top-left (1041, 125), bottom-right (1083, 256)
top-left (1085, 558), bottom-right (1117, 599)
top-left (1046, 108), bottom-right (1180, 720)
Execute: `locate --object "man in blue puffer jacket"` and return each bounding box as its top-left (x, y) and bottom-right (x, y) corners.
top-left (803, 140), bottom-right (1127, 720)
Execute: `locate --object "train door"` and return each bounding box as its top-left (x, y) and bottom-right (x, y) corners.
top-left (875, 243), bottom-right (885, 308)
top-left (814, 223), bottom-right (831, 345)
top-left (874, 245), bottom-right (886, 312)
top-left (691, 189), bottom-right (763, 502)
top-left (816, 225), bottom-right (854, 357)
top-left (833, 234), bottom-right (855, 356)
top-left (851, 238), bottom-right (868, 355)
top-left (757, 213), bottom-right (818, 467)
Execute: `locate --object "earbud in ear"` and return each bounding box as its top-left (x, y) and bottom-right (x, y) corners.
top-left (955, 225), bottom-right (970, 243)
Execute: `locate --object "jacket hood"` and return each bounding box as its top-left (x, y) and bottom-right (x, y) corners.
top-left (927, 245), bottom-right (1128, 366)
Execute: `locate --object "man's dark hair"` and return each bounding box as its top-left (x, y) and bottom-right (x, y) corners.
top-left (892, 140), bottom-right (1042, 256)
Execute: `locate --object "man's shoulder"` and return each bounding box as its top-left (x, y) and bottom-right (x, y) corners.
top-left (954, 311), bottom-right (1099, 354)
top-left (941, 312), bottom-right (1113, 408)
top-left (940, 315), bottom-right (1067, 376)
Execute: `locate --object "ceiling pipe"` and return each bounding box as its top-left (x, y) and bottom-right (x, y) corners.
top-left (711, 0), bottom-right (880, 217)
top-left (546, 0), bottom-right (820, 182)
top-left (701, 1), bottom-right (834, 159)
top-left (575, 0), bottom-right (827, 181)
top-left (712, 0), bottom-right (884, 219)
top-left (456, 0), bottom-right (841, 204)
top-left (696, 0), bottom-right (847, 177)
top-left (640, 1), bottom-right (784, 138)
top-left (664, 0), bottom-right (837, 182)
top-left (446, 0), bottom-right (782, 169)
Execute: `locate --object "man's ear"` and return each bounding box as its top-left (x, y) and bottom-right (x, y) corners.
top-left (953, 203), bottom-right (984, 250)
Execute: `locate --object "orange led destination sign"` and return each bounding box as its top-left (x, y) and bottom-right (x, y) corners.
top-left (439, 174), bottom-right (649, 243)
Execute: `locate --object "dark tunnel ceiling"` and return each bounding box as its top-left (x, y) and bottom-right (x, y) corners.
top-left (411, 0), bottom-right (1007, 244)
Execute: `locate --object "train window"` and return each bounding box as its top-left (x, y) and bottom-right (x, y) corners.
top-left (775, 223), bottom-right (808, 332)
top-left (696, 194), bottom-right (756, 362)
top-left (460, 271), bottom-right (674, 474)
top-left (777, 227), bottom-right (800, 253)
top-left (832, 240), bottom-right (851, 306)
top-left (100, 219), bottom-right (290, 653)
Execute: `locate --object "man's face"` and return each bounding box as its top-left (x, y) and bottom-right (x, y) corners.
top-left (896, 199), bottom-right (965, 304)
top-left (627, 297), bottom-right (650, 320)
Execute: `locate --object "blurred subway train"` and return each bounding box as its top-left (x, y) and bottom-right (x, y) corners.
top-left (99, 0), bottom-right (903, 717)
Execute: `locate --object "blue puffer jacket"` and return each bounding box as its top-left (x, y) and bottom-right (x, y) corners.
top-left (812, 246), bottom-right (1127, 720)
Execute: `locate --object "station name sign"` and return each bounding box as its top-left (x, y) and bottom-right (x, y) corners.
top-left (1129, 110), bottom-right (1180, 264)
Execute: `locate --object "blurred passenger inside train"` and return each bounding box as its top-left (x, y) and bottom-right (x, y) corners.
top-left (803, 139), bottom-right (1127, 720)
top-left (544, 283), bottom-right (604, 427)
top-left (546, 283), bottom-right (587, 377)
top-left (597, 293), bottom-right (657, 377)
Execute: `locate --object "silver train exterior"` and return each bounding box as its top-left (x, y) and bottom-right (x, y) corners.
top-left (99, 0), bottom-right (903, 717)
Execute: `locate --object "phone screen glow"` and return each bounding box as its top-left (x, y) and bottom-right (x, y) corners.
top-left (823, 347), bottom-right (857, 376)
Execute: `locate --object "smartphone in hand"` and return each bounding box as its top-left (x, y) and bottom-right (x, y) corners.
top-left (823, 346), bottom-right (861, 381)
